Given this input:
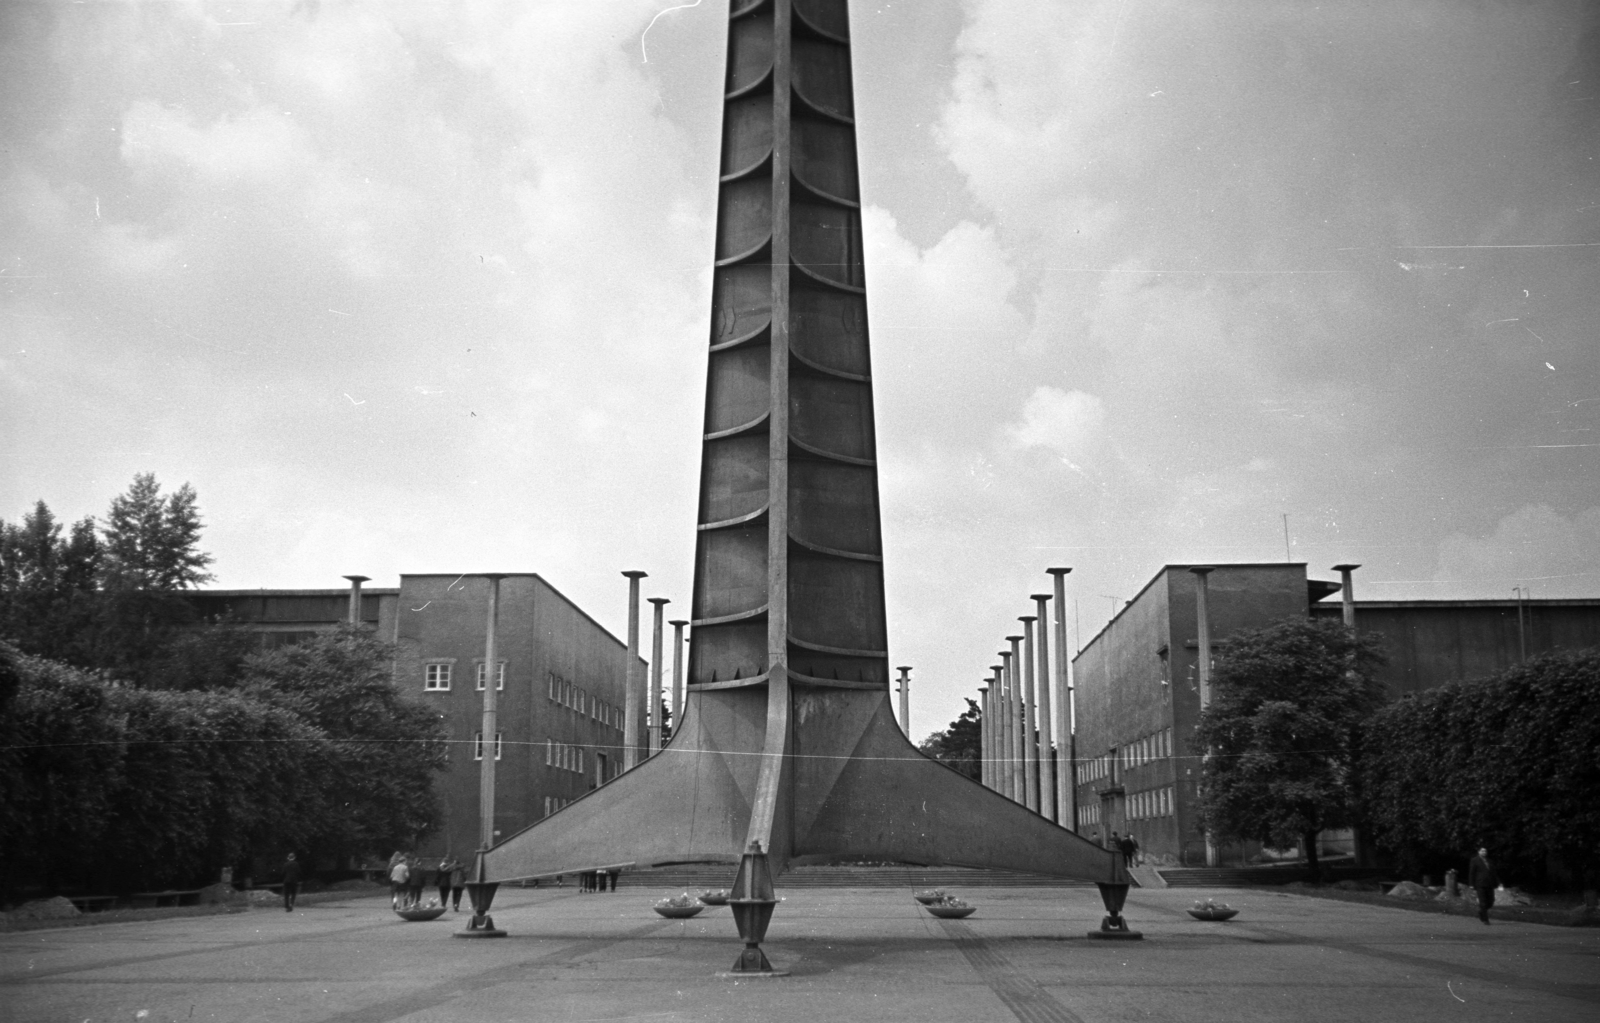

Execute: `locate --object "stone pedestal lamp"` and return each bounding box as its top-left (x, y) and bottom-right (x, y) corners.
top-left (723, 840), bottom-right (787, 977)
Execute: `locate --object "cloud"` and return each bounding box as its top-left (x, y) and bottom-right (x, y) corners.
top-left (1007, 386), bottom-right (1105, 461)
top-left (1435, 505), bottom-right (1600, 596)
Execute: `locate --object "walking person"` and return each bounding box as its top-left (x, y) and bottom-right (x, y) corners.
top-left (1469, 846), bottom-right (1500, 924)
top-left (389, 855), bottom-right (410, 910)
top-left (447, 858), bottom-right (466, 911)
top-left (1117, 832), bottom-right (1136, 869)
top-left (437, 858), bottom-right (456, 909)
top-left (408, 856), bottom-right (428, 908)
top-left (282, 852), bottom-right (303, 912)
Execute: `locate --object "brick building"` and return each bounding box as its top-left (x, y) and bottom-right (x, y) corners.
top-left (1067, 563), bottom-right (1600, 867)
top-left (191, 573), bottom-right (647, 861)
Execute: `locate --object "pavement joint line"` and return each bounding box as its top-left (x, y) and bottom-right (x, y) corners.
top-left (312, 919), bottom-right (678, 1023)
top-left (0, 917), bottom-right (398, 984)
top-left (937, 918), bottom-right (1088, 1023)
top-left (1128, 895), bottom-right (1600, 1006)
top-left (0, 890), bottom-right (569, 984)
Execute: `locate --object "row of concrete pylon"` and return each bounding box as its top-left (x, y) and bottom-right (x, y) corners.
top-left (620, 571), bottom-right (687, 773)
top-left (980, 568), bottom-right (1078, 828)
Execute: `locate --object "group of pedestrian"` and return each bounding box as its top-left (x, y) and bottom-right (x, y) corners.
top-left (578, 869), bottom-right (619, 893)
top-left (388, 853), bottom-right (467, 912)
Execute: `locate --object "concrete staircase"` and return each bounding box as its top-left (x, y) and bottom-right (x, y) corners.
top-left (611, 864), bottom-right (1098, 890)
top-left (1126, 864), bottom-right (1166, 888)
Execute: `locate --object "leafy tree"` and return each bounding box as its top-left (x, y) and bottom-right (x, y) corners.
top-left (94, 473), bottom-right (214, 684)
top-left (918, 698), bottom-right (983, 780)
top-left (1193, 616), bottom-right (1386, 875)
top-left (1363, 650), bottom-right (1600, 886)
top-left (0, 642), bottom-right (327, 899)
top-left (0, 502), bottom-right (101, 663)
top-left (241, 627), bottom-right (447, 867)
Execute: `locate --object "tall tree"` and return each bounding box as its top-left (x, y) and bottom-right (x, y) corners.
top-left (1363, 650), bottom-right (1600, 886)
top-left (918, 698), bottom-right (983, 780)
top-left (93, 473), bottom-right (215, 683)
top-left (0, 502), bottom-right (101, 662)
top-left (241, 627), bottom-right (447, 866)
top-left (1194, 616), bottom-right (1386, 875)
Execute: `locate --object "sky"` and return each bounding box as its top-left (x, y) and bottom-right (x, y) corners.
top-left (3, 0), bottom-right (1598, 739)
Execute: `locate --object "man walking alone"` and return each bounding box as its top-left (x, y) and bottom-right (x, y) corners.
top-left (282, 853), bottom-right (303, 912)
top-left (1468, 846), bottom-right (1499, 924)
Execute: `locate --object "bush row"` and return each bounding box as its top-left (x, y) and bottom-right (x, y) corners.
top-left (1362, 649), bottom-right (1600, 885)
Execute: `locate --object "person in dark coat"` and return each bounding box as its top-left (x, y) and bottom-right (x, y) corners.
top-left (435, 858), bottom-right (454, 909)
top-left (282, 853), bottom-right (303, 912)
top-left (408, 856), bottom-right (428, 907)
top-left (1468, 846), bottom-right (1500, 924)
top-left (447, 858), bottom-right (466, 911)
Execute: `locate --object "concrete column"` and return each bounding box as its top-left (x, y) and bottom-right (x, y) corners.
top-left (622, 571), bottom-right (646, 770)
top-left (1031, 593), bottom-right (1056, 823)
top-left (1191, 567), bottom-right (1215, 707)
top-left (1020, 616), bottom-right (1040, 813)
top-left (1189, 566), bottom-right (1216, 866)
top-left (343, 575), bottom-right (369, 626)
top-left (988, 664), bottom-right (1004, 791)
top-left (1006, 635), bottom-right (1025, 804)
top-left (669, 619), bottom-right (688, 743)
top-left (997, 652), bottom-right (1014, 801)
top-left (1047, 568), bottom-right (1075, 832)
top-left (478, 574), bottom-right (506, 851)
top-left (1332, 564), bottom-right (1359, 628)
top-left (978, 685), bottom-right (991, 789)
top-left (648, 597), bottom-right (668, 756)
top-left (895, 666), bottom-right (912, 739)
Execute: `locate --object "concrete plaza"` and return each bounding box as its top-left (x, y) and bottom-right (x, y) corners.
top-left (2, 885), bottom-right (1594, 1023)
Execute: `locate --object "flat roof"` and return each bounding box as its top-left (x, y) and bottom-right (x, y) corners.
top-left (194, 588), bottom-right (400, 597)
top-left (1313, 598), bottom-right (1600, 609)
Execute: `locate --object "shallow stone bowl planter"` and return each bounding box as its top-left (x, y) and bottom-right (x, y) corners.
top-left (924, 903), bottom-right (976, 919)
top-left (699, 890), bottom-right (730, 906)
top-left (1187, 907), bottom-right (1239, 921)
top-left (395, 906), bottom-right (447, 921)
top-left (654, 903), bottom-right (704, 919)
top-left (913, 890), bottom-right (946, 905)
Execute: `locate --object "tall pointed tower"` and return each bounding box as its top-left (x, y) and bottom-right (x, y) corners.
top-left (483, 0), bottom-right (1120, 894)
top-left (693, 0), bottom-right (885, 725)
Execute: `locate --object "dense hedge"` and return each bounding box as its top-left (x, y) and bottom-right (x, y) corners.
top-left (1362, 649), bottom-right (1600, 883)
top-left (0, 631), bottom-right (445, 902)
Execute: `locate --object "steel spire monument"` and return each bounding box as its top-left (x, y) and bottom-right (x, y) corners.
top-left (481, 0), bottom-right (1123, 924)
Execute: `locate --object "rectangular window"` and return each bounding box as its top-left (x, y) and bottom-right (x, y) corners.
top-left (474, 732), bottom-right (503, 760)
top-left (545, 739), bottom-right (553, 766)
top-left (424, 662), bottom-right (452, 691)
top-left (576, 748), bottom-right (584, 773)
top-left (475, 660), bottom-right (506, 691)
top-left (549, 673), bottom-right (557, 700)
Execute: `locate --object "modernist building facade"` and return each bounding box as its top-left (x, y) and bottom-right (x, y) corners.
top-left (192, 574), bottom-right (648, 861)
top-left (1067, 563), bottom-right (1600, 866)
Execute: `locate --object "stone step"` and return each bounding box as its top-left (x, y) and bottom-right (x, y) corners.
top-left (612, 865), bottom-right (1098, 890)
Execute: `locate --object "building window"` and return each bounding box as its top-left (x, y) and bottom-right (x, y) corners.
top-left (424, 661), bottom-right (453, 691)
top-left (475, 660), bottom-right (506, 690)
top-left (474, 732), bottom-right (503, 760)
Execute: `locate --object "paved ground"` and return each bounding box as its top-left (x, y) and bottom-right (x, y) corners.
top-left (2, 885), bottom-right (1595, 1023)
